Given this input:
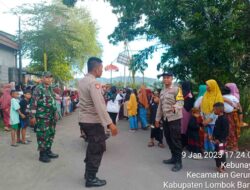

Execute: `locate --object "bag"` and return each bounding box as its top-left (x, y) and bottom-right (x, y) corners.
top-left (107, 100), bottom-right (120, 113)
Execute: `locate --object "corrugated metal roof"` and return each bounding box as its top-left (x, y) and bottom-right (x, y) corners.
top-left (0, 31), bottom-right (18, 50)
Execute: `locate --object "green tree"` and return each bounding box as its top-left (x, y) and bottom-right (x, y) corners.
top-left (105, 0), bottom-right (250, 86)
top-left (129, 51), bottom-right (149, 86)
top-left (14, 1), bottom-right (101, 82)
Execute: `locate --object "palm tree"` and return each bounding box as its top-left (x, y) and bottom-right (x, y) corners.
top-left (129, 55), bottom-right (148, 87)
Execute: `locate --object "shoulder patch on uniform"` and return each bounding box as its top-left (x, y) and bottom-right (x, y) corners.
top-left (176, 87), bottom-right (184, 101)
top-left (95, 84), bottom-right (101, 89)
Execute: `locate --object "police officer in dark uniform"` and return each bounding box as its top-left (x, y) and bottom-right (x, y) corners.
top-left (78, 57), bottom-right (118, 187)
top-left (155, 72), bottom-right (184, 172)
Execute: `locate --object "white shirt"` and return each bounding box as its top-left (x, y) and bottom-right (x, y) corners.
top-left (202, 112), bottom-right (218, 125)
top-left (194, 96), bottom-right (203, 108)
top-left (107, 94), bottom-right (123, 113)
top-left (223, 94), bottom-right (239, 113)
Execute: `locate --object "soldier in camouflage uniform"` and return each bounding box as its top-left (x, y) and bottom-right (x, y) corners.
top-left (30, 72), bottom-right (59, 163)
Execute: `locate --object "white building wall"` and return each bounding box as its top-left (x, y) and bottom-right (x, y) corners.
top-left (0, 45), bottom-right (17, 84)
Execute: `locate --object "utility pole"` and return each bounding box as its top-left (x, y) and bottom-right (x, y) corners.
top-left (44, 52), bottom-right (47, 71)
top-left (124, 40), bottom-right (129, 88)
top-left (18, 16), bottom-right (22, 84)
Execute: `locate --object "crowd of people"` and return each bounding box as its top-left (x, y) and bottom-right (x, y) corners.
top-left (101, 81), bottom-right (244, 152)
top-left (0, 56), bottom-right (248, 187)
top-left (1, 78), bottom-right (245, 158)
top-left (0, 81), bottom-right (79, 146)
top-left (98, 78), bottom-right (246, 173)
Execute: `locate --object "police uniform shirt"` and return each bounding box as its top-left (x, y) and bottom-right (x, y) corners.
top-left (156, 85), bottom-right (184, 122)
top-left (78, 73), bottom-right (112, 127)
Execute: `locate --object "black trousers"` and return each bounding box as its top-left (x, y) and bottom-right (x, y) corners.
top-left (79, 123), bottom-right (106, 175)
top-left (214, 144), bottom-right (226, 168)
top-left (150, 128), bottom-right (163, 144)
top-left (163, 119), bottom-right (182, 163)
top-left (108, 112), bottom-right (118, 125)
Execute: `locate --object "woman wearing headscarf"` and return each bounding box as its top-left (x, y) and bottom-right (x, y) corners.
top-left (181, 81), bottom-right (195, 148)
top-left (127, 89), bottom-right (138, 131)
top-left (223, 83), bottom-right (245, 151)
top-left (123, 89), bottom-right (131, 119)
top-left (106, 86), bottom-right (123, 124)
top-left (138, 85), bottom-right (149, 130)
top-left (200, 79), bottom-right (224, 152)
top-left (225, 83), bottom-right (240, 100)
top-left (194, 85), bottom-right (207, 109)
top-left (225, 83), bottom-right (246, 126)
top-left (0, 84), bottom-right (12, 131)
top-left (193, 84), bottom-right (207, 152)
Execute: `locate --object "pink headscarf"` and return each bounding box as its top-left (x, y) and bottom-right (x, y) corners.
top-left (0, 85), bottom-right (12, 109)
top-left (225, 83), bottom-right (240, 100)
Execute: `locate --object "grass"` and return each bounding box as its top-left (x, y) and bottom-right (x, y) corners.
top-left (238, 127), bottom-right (250, 151)
top-left (0, 117), bottom-right (4, 129)
top-left (238, 86), bottom-right (250, 151)
top-left (0, 118), bottom-right (4, 131)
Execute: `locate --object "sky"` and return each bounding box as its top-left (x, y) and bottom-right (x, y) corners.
top-left (0, 0), bottom-right (162, 79)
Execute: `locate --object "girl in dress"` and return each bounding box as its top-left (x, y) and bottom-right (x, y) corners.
top-left (147, 91), bottom-right (164, 148)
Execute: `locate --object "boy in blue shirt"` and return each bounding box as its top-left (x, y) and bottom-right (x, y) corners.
top-left (10, 90), bottom-right (25, 147)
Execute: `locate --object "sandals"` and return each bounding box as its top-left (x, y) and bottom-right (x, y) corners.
top-left (17, 140), bottom-right (31, 144)
top-left (21, 141), bottom-right (30, 145)
top-left (158, 143), bottom-right (165, 148)
top-left (148, 142), bottom-right (155, 147)
top-left (217, 167), bottom-right (225, 173)
top-left (148, 142), bottom-right (165, 148)
top-left (11, 144), bottom-right (18, 147)
top-left (4, 127), bottom-right (10, 132)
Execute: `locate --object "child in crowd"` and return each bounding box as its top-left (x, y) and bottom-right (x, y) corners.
top-left (10, 90), bottom-right (25, 147)
top-left (65, 92), bottom-right (71, 115)
top-left (148, 91), bottom-right (164, 148)
top-left (187, 108), bottom-right (203, 158)
top-left (54, 88), bottom-right (62, 120)
top-left (17, 90), bottom-right (32, 144)
top-left (212, 102), bottom-right (229, 173)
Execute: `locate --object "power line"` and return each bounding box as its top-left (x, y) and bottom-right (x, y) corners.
top-left (0, 0), bottom-right (10, 10)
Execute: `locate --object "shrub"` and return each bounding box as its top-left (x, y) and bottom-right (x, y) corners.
top-left (239, 127), bottom-right (250, 151)
top-left (240, 87), bottom-right (250, 124)
top-left (0, 119), bottom-right (4, 130)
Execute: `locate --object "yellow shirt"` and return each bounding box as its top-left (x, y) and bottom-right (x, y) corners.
top-left (127, 93), bottom-right (137, 116)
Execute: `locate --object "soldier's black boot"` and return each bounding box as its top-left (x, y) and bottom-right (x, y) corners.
top-left (172, 162), bottom-right (182, 172)
top-left (172, 159), bottom-right (182, 172)
top-left (39, 151), bottom-right (51, 163)
top-left (163, 156), bottom-right (176, 164)
top-left (85, 173), bottom-right (106, 188)
top-left (47, 148), bottom-right (59, 159)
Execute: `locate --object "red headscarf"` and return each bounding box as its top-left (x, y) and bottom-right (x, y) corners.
top-left (138, 86), bottom-right (149, 108)
top-left (0, 85), bottom-right (12, 109)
